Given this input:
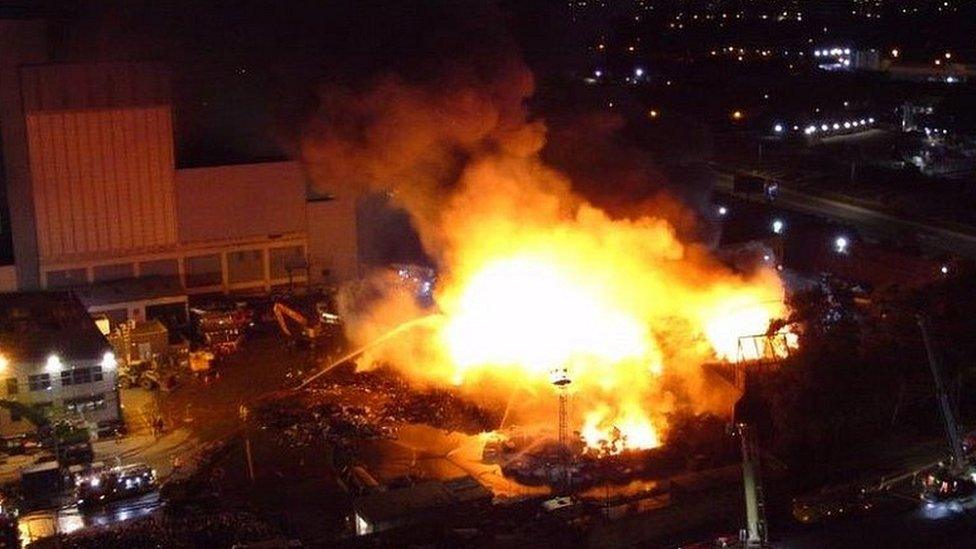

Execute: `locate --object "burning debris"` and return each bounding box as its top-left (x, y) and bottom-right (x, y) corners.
top-left (255, 368), bottom-right (499, 449)
top-left (305, 52), bottom-right (795, 457)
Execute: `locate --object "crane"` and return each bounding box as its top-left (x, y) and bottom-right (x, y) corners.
top-left (273, 302), bottom-right (319, 344)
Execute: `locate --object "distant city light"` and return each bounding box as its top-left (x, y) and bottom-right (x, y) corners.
top-left (945, 52), bottom-right (952, 59)
top-left (941, 264), bottom-right (950, 275)
top-left (833, 123), bottom-right (840, 130)
top-left (731, 110), bottom-right (744, 120)
top-left (634, 67), bottom-right (644, 77)
top-left (717, 205), bottom-right (728, 216)
top-left (834, 236), bottom-right (849, 254)
top-left (891, 48), bottom-right (900, 58)
top-left (771, 219), bottom-right (785, 234)
top-left (844, 122), bottom-right (851, 128)
top-left (648, 109), bottom-right (659, 118)
top-left (773, 124), bottom-right (784, 133)
top-left (821, 124), bottom-right (829, 131)
top-left (594, 69), bottom-right (603, 78)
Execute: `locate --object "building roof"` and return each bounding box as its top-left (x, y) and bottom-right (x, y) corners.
top-left (0, 291), bottom-right (111, 362)
top-left (353, 481), bottom-right (455, 525)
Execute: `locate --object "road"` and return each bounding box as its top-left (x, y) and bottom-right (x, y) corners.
top-left (780, 502), bottom-right (976, 548)
top-left (12, 333), bottom-right (319, 545)
top-left (716, 173), bottom-right (976, 259)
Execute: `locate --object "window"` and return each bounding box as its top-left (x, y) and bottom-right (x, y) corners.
top-left (270, 246), bottom-right (305, 279)
top-left (185, 254), bottom-right (222, 288)
top-left (65, 394), bottom-right (106, 413)
top-left (227, 249), bottom-right (264, 284)
top-left (93, 263), bottom-right (134, 282)
top-left (5, 378), bottom-right (17, 396)
top-left (59, 367), bottom-right (103, 386)
top-left (139, 258), bottom-right (179, 277)
top-left (45, 268), bottom-right (87, 289)
top-left (28, 374), bottom-right (51, 392)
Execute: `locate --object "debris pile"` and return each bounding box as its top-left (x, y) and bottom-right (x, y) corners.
top-left (255, 367), bottom-right (498, 448)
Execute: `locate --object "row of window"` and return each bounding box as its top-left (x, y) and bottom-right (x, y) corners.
top-left (7, 366), bottom-right (106, 394)
top-left (8, 394), bottom-right (107, 422)
top-left (47, 246), bottom-right (307, 289)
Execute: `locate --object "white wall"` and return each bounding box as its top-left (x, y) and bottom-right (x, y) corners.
top-left (176, 161), bottom-right (307, 244)
top-left (306, 196), bottom-right (360, 285)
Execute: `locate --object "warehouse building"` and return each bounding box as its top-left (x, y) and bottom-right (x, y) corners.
top-left (0, 291), bottom-right (121, 437)
top-left (0, 20), bottom-right (361, 326)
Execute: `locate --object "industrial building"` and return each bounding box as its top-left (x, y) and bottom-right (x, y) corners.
top-left (0, 20), bottom-right (360, 326)
top-left (352, 477), bottom-right (492, 536)
top-left (0, 291), bottom-right (120, 437)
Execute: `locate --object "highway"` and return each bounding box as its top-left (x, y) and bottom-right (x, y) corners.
top-left (715, 173), bottom-right (976, 259)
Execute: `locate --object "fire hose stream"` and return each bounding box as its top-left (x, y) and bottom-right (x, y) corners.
top-left (294, 313), bottom-right (445, 391)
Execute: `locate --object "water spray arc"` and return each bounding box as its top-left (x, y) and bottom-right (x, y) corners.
top-left (296, 314), bottom-right (444, 390)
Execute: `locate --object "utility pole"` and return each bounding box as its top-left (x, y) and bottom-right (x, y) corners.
top-left (733, 422), bottom-right (767, 548)
top-left (917, 315), bottom-right (966, 468)
top-left (239, 404), bottom-right (255, 483)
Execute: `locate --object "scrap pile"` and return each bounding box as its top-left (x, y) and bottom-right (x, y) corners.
top-left (255, 367), bottom-right (498, 448)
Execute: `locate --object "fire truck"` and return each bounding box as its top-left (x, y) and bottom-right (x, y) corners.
top-left (189, 305), bottom-right (250, 356)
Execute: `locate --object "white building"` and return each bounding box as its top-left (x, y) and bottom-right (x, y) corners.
top-left (0, 291), bottom-right (120, 437)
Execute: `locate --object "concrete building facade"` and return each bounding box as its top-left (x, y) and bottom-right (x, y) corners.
top-left (0, 20), bottom-right (361, 326)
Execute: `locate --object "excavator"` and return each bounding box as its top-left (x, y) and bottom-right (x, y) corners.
top-left (273, 297), bottom-right (341, 348)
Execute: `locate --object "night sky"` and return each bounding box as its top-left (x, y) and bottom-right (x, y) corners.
top-left (2, 1), bottom-right (570, 167)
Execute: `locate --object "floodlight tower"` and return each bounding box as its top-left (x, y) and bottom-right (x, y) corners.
top-left (550, 366), bottom-right (572, 449)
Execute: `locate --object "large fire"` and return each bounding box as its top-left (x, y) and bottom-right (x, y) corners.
top-left (425, 203), bottom-right (793, 454)
top-left (305, 62), bottom-right (794, 456)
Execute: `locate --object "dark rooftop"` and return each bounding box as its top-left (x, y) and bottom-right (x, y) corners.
top-left (353, 481), bottom-right (455, 525)
top-left (0, 291), bottom-right (111, 362)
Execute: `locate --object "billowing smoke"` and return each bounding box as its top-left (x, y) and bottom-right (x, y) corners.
top-left (301, 50), bottom-right (789, 450)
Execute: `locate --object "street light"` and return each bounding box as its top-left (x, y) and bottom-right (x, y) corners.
top-left (773, 124), bottom-right (783, 133)
top-left (771, 219), bottom-right (785, 234)
top-left (834, 236), bottom-right (849, 254)
top-left (46, 354), bottom-right (61, 373)
top-left (717, 205), bottom-right (729, 216)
